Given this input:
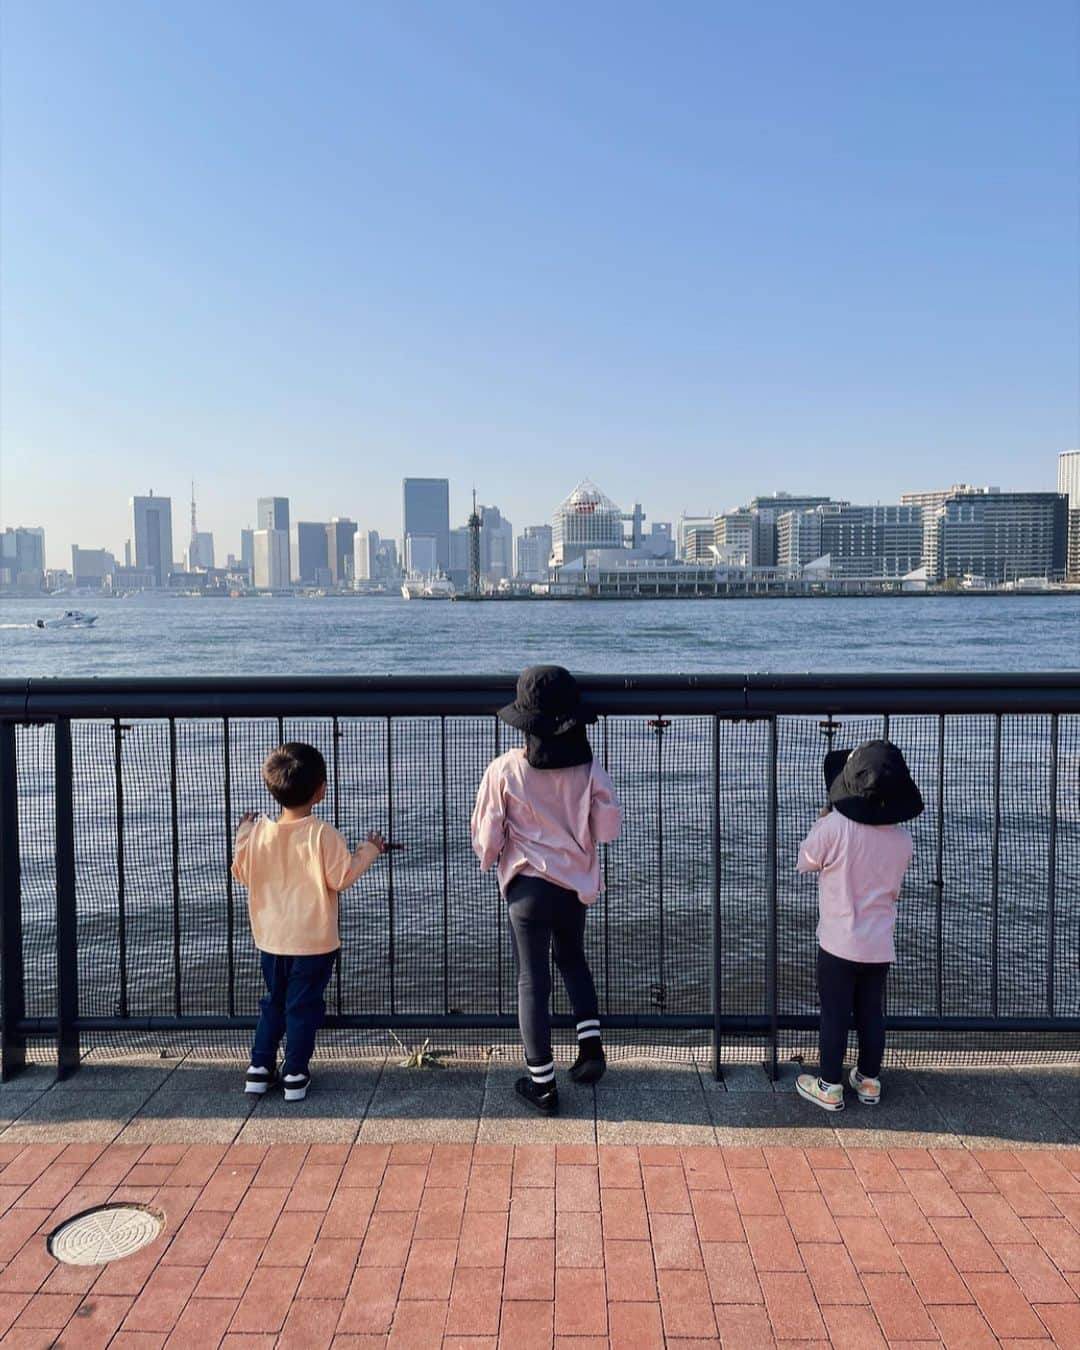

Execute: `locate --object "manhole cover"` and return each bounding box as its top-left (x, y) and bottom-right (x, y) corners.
top-left (49, 1204), bottom-right (165, 1266)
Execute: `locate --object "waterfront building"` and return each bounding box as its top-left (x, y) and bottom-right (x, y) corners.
top-left (1068, 510), bottom-right (1080, 581)
top-left (515, 524), bottom-right (553, 580)
top-left (901, 484), bottom-right (990, 577)
top-left (71, 547), bottom-right (116, 589)
top-left (240, 528), bottom-right (255, 570)
top-left (934, 491), bottom-right (1068, 584)
top-left (682, 525), bottom-right (716, 563)
top-left (403, 478), bottom-right (450, 573)
top-left (713, 510), bottom-right (758, 566)
top-left (480, 505), bottom-right (514, 584)
top-left (130, 494), bottom-right (174, 586)
top-left (253, 528), bottom-right (290, 589)
top-left (776, 510), bottom-right (824, 569)
top-left (676, 514), bottom-right (716, 561)
top-left (1059, 453), bottom-right (1080, 580)
top-left (326, 518), bottom-right (357, 586)
top-left (290, 521), bottom-right (330, 585)
top-left (818, 504), bottom-right (923, 578)
top-left (0, 526), bottom-right (46, 589)
top-left (353, 530), bottom-right (380, 583)
top-left (257, 496), bottom-right (290, 531)
top-left (643, 522), bottom-right (675, 559)
top-left (552, 481), bottom-right (625, 565)
top-left (748, 494), bottom-right (835, 567)
top-left (187, 532), bottom-right (215, 570)
top-left (449, 527), bottom-right (470, 588)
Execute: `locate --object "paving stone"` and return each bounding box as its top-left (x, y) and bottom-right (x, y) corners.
top-left (709, 1063), bottom-right (773, 1092)
top-left (50, 1065), bottom-right (176, 1095)
top-left (1, 1091), bottom-right (147, 1143)
top-left (706, 1091), bottom-right (838, 1147)
top-left (237, 1091), bottom-right (369, 1144)
top-left (595, 1062), bottom-right (703, 1094)
top-left (0, 1096), bottom-right (43, 1132)
top-left (114, 1091), bottom-right (255, 1144)
top-left (596, 1088), bottom-right (716, 1146)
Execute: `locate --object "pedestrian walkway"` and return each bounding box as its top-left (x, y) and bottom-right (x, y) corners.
top-left (1, 1137), bottom-right (1078, 1347)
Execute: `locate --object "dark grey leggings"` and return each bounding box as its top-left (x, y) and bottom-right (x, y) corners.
top-left (506, 873), bottom-right (599, 1065)
top-left (817, 945), bottom-right (890, 1084)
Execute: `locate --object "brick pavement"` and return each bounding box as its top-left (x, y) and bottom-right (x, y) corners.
top-left (0, 1139), bottom-right (1078, 1347)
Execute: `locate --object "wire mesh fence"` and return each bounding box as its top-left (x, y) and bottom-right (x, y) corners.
top-left (2, 677), bottom-right (1078, 1077)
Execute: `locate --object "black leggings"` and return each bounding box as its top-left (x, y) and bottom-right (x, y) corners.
top-left (506, 874), bottom-right (599, 1065)
top-left (817, 946), bottom-right (890, 1085)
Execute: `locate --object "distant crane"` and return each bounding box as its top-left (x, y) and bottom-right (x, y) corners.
top-left (468, 489), bottom-right (482, 595)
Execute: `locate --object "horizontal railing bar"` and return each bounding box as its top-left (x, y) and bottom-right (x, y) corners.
top-left (15, 1015), bottom-right (1080, 1035)
top-left (2, 671), bottom-right (1080, 720)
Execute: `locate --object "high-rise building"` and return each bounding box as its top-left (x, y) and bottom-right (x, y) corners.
top-left (187, 533), bottom-right (215, 570)
top-left (449, 527), bottom-right (470, 588)
top-left (326, 519), bottom-right (357, 586)
top-left (934, 492), bottom-right (1068, 584)
top-left (71, 546), bottom-right (116, 589)
top-left (713, 510), bottom-right (758, 566)
top-left (480, 505), bottom-right (514, 584)
top-left (240, 528), bottom-right (255, 570)
top-left (901, 485), bottom-right (989, 578)
top-left (405, 534), bottom-right (439, 575)
top-left (676, 515), bottom-right (716, 562)
top-left (515, 525), bottom-right (553, 580)
top-left (818, 504), bottom-right (923, 578)
top-left (353, 530), bottom-right (383, 584)
top-left (257, 497), bottom-right (290, 531)
top-left (748, 495), bottom-right (836, 569)
top-left (403, 479), bottom-right (450, 573)
top-left (290, 522), bottom-right (330, 585)
top-left (130, 494), bottom-right (174, 586)
top-left (0, 527), bottom-right (46, 588)
top-left (776, 510), bottom-right (824, 569)
top-left (253, 529), bottom-right (290, 589)
top-left (552, 481), bottom-right (624, 565)
top-left (1058, 453), bottom-right (1080, 581)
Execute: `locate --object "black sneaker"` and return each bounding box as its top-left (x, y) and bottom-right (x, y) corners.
top-left (244, 1064), bottom-right (277, 1096)
top-left (515, 1076), bottom-right (559, 1115)
top-left (569, 1047), bottom-right (606, 1085)
top-left (282, 1070), bottom-right (311, 1102)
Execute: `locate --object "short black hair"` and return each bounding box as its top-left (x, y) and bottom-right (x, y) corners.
top-left (262, 742), bottom-right (327, 808)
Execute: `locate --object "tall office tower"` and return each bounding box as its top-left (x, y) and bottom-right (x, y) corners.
top-left (71, 547), bottom-right (116, 589)
top-left (1058, 453), bottom-right (1080, 580)
top-left (405, 534), bottom-right (438, 575)
top-left (0, 527), bottom-right (46, 587)
top-left (816, 504), bottom-right (924, 578)
top-left (901, 485), bottom-right (988, 579)
top-left (749, 495), bottom-right (836, 569)
top-left (515, 525), bottom-right (553, 580)
top-left (552, 481), bottom-right (624, 565)
top-left (257, 497), bottom-right (290, 531)
top-left (402, 478), bottom-right (450, 573)
top-left (676, 514), bottom-right (716, 561)
top-left (326, 518), bottom-right (357, 585)
top-left (713, 510), bottom-right (758, 566)
top-left (130, 493), bottom-right (174, 586)
top-left (253, 529), bottom-right (290, 589)
top-left (240, 528), bottom-right (255, 570)
top-left (353, 530), bottom-right (384, 584)
top-left (449, 527), bottom-right (471, 588)
top-left (290, 522), bottom-right (330, 585)
top-left (479, 505), bottom-right (514, 583)
top-left (934, 491), bottom-right (1068, 584)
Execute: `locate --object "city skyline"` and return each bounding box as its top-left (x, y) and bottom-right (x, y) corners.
top-left (2, 5), bottom-right (1077, 567)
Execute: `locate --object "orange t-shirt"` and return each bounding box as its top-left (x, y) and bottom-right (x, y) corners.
top-left (231, 814), bottom-right (363, 955)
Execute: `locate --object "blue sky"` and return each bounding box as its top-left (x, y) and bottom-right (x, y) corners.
top-left (2, 1), bottom-right (1077, 566)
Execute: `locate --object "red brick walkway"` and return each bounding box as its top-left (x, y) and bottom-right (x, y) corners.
top-left (1, 1141), bottom-right (1078, 1348)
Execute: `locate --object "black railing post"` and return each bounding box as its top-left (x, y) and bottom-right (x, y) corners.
top-left (934, 714), bottom-right (946, 1016)
top-left (113, 720), bottom-right (129, 1019)
top-left (223, 716), bottom-right (236, 1019)
top-left (767, 717), bottom-right (779, 1081)
top-left (990, 714), bottom-right (1002, 1019)
top-left (0, 723), bottom-right (26, 1080)
top-left (55, 717), bottom-right (80, 1078)
top-left (386, 716), bottom-right (395, 1014)
top-left (169, 718), bottom-right (182, 1018)
top-left (1047, 713), bottom-right (1058, 1018)
top-left (710, 714), bottom-right (722, 1081)
top-left (441, 717), bottom-right (449, 1015)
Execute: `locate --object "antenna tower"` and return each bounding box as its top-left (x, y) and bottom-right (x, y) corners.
top-left (468, 489), bottom-right (482, 595)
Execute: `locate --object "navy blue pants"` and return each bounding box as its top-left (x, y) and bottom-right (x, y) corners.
top-left (506, 874), bottom-right (599, 1065)
top-left (252, 950), bottom-right (337, 1076)
top-left (817, 946), bottom-right (890, 1085)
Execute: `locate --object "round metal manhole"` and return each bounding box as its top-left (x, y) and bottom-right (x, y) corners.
top-left (48, 1204), bottom-right (165, 1266)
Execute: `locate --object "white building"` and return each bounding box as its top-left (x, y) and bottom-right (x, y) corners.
top-left (515, 525), bottom-right (553, 580)
top-left (552, 481), bottom-right (625, 565)
top-left (1058, 450), bottom-right (1080, 507)
top-left (354, 530), bottom-right (380, 583)
top-left (131, 494), bottom-right (174, 586)
top-left (676, 515), bottom-right (716, 561)
top-left (253, 528), bottom-right (290, 589)
top-left (713, 510), bottom-right (757, 566)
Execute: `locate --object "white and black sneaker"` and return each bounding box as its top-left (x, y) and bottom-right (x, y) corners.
top-left (282, 1070), bottom-right (311, 1102)
top-left (245, 1065), bottom-right (277, 1095)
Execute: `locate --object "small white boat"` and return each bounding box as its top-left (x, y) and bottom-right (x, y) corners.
top-left (36, 610), bottom-right (98, 629)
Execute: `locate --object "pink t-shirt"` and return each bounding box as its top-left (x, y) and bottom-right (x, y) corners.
top-left (471, 749), bottom-right (623, 903)
top-left (796, 810), bottom-right (913, 964)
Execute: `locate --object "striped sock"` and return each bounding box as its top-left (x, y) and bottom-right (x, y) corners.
top-left (526, 1058), bottom-right (555, 1086)
top-left (576, 1019), bottom-right (601, 1042)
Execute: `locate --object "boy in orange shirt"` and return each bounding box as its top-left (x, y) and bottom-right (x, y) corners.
top-left (232, 742), bottom-right (387, 1101)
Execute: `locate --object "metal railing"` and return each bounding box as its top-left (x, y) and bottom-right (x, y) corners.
top-left (1, 674), bottom-right (1078, 1081)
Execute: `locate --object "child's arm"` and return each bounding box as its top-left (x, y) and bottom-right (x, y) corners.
top-left (796, 813), bottom-right (836, 874)
top-left (230, 814), bottom-right (258, 885)
top-left (471, 762), bottom-right (505, 871)
top-left (322, 827), bottom-right (387, 893)
top-left (590, 765), bottom-right (623, 844)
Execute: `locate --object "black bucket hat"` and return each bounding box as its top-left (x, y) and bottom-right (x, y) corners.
top-left (823, 740), bottom-right (924, 826)
top-left (498, 665), bottom-right (596, 737)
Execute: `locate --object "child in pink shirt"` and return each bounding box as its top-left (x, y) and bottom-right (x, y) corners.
top-left (795, 740), bottom-right (923, 1111)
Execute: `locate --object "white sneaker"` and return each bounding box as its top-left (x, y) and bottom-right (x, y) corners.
top-left (283, 1071), bottom-right (311, 1102)
top-left (796, 1073), bottom-right (845, 1111)
top-left (849, 1067), bottom-right (882, 1105)
top-left (244, 1065), bottom-right (276, 1095)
